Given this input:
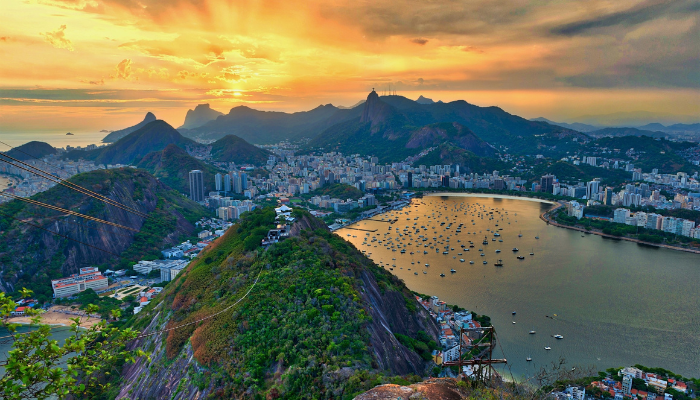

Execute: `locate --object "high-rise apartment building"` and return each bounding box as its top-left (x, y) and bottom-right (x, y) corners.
top-left (215, 173), bottom-right (222, 191)
top-left (540, 175), bottom-right (554, 193)
top-left (189, 170), bottom-right (204, 202)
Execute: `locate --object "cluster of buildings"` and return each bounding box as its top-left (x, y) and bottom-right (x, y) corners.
top-left (580, 366), bottom-right (691, 400)
top-left (612, 209), bottom-right (699, 239)
top-left (50, 267), bottom-right (109, 298)
top-left (415, 295), bottom-right (484, 367)
top-left (9, 298), bottom-right (38, 316)
top-left (308, 193), bottom-right (378, 213)
top-left (133, 286), bottom-right (163, 314)
top-left (0, 153), bottom-right (108, 201)
top-left (132, 259), bottom-right (188, 282)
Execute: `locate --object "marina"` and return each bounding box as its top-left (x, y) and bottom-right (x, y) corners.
top-left (337, 194), bottom-right (700, 378)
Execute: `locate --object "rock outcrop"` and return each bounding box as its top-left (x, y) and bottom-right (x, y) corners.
top-left (354, 378), bottom-right (467, 400)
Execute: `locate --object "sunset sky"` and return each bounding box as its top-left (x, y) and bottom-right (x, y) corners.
top-left (1, 0), bottom-right (698, 135)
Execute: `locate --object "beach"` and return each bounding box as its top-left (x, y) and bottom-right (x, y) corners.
top-left (8, 305), bottom-right (103, 329)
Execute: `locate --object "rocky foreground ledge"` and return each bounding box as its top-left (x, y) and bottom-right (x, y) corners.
top-left (354, 378), bottom-right (467, 400)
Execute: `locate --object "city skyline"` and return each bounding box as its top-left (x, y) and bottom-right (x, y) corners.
top-left (1, 0), bottom-right (699, 134)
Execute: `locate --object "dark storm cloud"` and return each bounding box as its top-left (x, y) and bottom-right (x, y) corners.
top-left (551, 0), bottom-right (700, 36)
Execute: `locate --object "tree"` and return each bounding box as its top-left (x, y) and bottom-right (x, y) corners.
top-left (0, 289), bottom-right (147, 399)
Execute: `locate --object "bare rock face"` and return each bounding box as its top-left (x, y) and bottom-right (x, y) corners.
top-left (358, 268), bottom-right (439, 375)
top-left (354, 378), bottom-right (466, 400)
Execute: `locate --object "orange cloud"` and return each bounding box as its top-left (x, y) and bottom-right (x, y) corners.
top-left (40, 25), bottom-right (73, 51)
top-left (114, 59), bottom-right (132, 79)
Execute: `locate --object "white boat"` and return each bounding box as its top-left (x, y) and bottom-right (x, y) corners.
top-left (554, 334), bottom-right (564, 339)
top-left (460, 259), bottom-right (465, 262)
top-left (544, 346), bottom-right (551, 350)
top-left (529, 330), bottom-right (536, 334)
top-left (450, 269), bottom-right (456, 273)
top-left (526, 356), bottom-right (532, 362)
top-left (469, 261), bottom-right (474, 264)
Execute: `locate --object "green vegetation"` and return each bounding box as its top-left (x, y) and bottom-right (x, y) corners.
top-left (65, 120), bottom-right (196, 165)
top-left (210, 134), bottom-right (272, 165)
top-left (415, 144), bottom-right (508, 174)
top-left (0, 289), bottom-right (144, 399)
top-left (126, 208), bottom-right (434, 399)
top-left (530, 161), bottom-right (632, 186)
top-left (306, 183), bottom-right (364, 200)
top-left (1, 141), bottom-right (56, 161)
top-left (136, 144), bottom-right (225, 194)
top-left (585, 136), bottom-right (697, 174)
top-left (394, 331), bottom-right (439, 361)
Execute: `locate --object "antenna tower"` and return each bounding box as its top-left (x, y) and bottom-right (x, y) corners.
top-left (442, 326), bottom-right (507, 386)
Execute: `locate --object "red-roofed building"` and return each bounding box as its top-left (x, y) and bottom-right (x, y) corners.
top-left (11, 306), bottom-right (28, 316)
top-left (51, 267), bottom-right (108, 298)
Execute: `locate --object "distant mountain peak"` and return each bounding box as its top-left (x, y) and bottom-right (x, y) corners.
top-left (179, 104), bottom-right (224, 130)
top-left (416, 95), bottom-right (435, 104)
top-left (101, 112), bottom-right (158, 143)
top-left (360, 90), bottom-right (392, 127)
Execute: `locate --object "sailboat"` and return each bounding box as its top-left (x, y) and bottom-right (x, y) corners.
top-left (526, 355), bottom-right (532, 362)
top-left (530, 248), bottom-right (534, 256)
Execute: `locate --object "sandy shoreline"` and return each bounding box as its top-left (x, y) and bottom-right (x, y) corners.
top-left (8, 306), bottom-right (103, 329)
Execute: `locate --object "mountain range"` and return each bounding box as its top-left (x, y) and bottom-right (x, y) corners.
top-left (180, 103), bottom-right (360, 143)
top-left (532, 117), bottom-right (700, 137)
top-left (101, 112), bottom-right (157, 143)
top-left (307, 91), bottom-right (585, 162)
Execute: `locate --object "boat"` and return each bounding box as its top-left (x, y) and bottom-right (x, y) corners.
top-left (512, 248), bottom-right (519, 252)
top-left (495, 249), bottom-right (501, 253)
top-left (470, 261), bottom-right (474, 264)
top-left (450, 269), bottom-right (456, 273)
top-left (512, 321), bottom-right (516, 324)
top-left (460, 259), bottom-right (465, 262)
top-left (544, 347), bottom-right (551, 350)
top-left (529, 329), bottom-right (536, 334)
top-left (554, 334), bottom-right (564, 339)
top-left (517, 256), bottom-right (525, 260)
top-left (526, 356), bottom-right (532, 362)
top-left (65, 132), bottom-right (74, 135)
top-left (440, 273), bottom-right (445, 277)
top-left (483, 261), bottom-right (487, 264)
top-left (535, 236), bottom-right (539, 239)
top-left (530, 248), bottom-right (534, 255)
top-left (518, 231), bottom-right (522, 237)
top-left (494, 259), bottom-right (503, 267)
top-left (512, 311), bottom-right (516, 315)
top-left (423, 271), bottom-right (427, 274)
top-left (425, 264), bottom-right (430, 267)
top-left (414, 272), bottom-right (418, 275)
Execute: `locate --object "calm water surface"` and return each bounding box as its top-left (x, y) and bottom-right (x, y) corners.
top-left (338, 194), bottom-right (700, 379)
